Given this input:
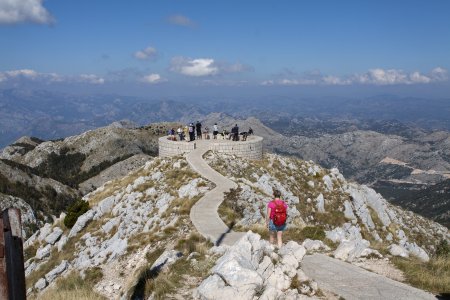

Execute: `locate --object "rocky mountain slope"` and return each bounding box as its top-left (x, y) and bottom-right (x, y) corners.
top-left (23, 151), bottom-right (448, 299)
top-left (0, 121), bottom-right (179, 235)
top-left (196, 113), bottom-right (450, 227)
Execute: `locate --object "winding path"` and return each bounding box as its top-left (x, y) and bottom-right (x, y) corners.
top-left (187, 140), bottom-right (245, 246)
top-left (302, 254), bottom-right (436, 300)
top-left (185, 141), bottom-right (437, 299)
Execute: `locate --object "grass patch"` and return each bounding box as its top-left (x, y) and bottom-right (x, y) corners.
top-left (218, 187), bottom-right (244, 227)
top-left (284, 226), bottom-right (326, 242)
top-left (392, 256), bottom-right (450, 294)
top-left (313, 210), bottom-right (346, 229)
top-left (175, 232), bottom-right (213, 255)
top-left (32, 270), bottom-right (106, 300)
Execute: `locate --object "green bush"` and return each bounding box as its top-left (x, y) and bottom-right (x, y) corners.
top-left (64, 200), bottom-right (90, 228)
top-left (435, 239), bottom-right (450, 258)
top-left (301, 226), bottom-right (326, 241)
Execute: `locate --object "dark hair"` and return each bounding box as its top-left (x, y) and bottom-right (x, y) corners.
top-left (273, 189), bottom-right (281, 198)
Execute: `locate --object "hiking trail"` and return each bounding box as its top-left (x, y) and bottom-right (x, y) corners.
top-left (187, 140), bottom-right (245, 246)
top-left (186, 140), bottom-right (436, 299)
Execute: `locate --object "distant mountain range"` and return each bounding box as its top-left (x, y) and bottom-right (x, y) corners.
top-left (1, 88), bottom-right (449, 227)
top-left (1, 88), bottom-right (450, 148)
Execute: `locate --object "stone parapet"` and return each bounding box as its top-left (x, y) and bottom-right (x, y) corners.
top-left (158, 137), bottom-right (196, 157)
top-left (208, 136), bottom-right (263, 160)
top-left (158, 135), bottom-right (263, 160)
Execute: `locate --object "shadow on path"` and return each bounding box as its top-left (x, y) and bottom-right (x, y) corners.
top-left (215, 221), bottom-right (235, 246)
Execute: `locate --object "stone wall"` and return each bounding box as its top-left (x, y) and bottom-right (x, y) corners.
top-left (209, 136), bottom-right (263, 160)
top-left (158, 137), bottom-right (196, 157)
top-left (158, 136), bottom-right (263, 160)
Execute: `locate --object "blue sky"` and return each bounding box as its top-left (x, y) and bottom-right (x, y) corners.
top-left (1, 0), bottom-right (450, 96)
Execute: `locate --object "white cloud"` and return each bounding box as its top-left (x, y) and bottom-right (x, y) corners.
top-left (134, 46), bottom-right (158, 60)
top-left (167, 14), bottom-right (195, 27)
top-left (261, 67), bottom-right (448, 86)
top-left (170, 57), bottom-right (253, 77)
top-left (79, 74), bottom-right (105, 84)
top-left (430, 67), bottom-right (448, 81)
top-left (5, 69), bottom-right (38, 78)
top-left (354, 68), bottom-right (409, 85)
top-left (0, 0), bottom-right (53, 24)
top-left (0, 69), bottom-right (106, 85)
top-left (140, 73), bottom-right (166, 84)
top-left (409, 71), bottom-right (431, 84)
top-left (171, 57), bottom-right (218, 77)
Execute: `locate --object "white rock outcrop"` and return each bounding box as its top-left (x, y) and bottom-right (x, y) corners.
top-left (44, 227), bottom-right (63, 245)
top-left (194, 232), bottom-right (312, 300)
top-left (45, 260), bottom-right (69, 283)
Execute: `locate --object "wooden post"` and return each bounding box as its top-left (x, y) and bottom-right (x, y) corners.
top-left (0, 219), bottom-right (8, 299)
top-left (1, 208), bottom-right (26, 300)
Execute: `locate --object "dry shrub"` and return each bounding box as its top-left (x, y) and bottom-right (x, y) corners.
top-left (392, 256), bottom-right (450, 294)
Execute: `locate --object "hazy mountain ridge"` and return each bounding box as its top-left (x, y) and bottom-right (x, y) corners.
top-left (0, 122), bottom-right (179, 233)
top-left (2, 88), bottom-right (450, 148)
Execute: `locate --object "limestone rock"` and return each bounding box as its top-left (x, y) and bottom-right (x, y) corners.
top-left (388, 244), bottom-right (409, 258)
top-left (404, 242), bottom-right (430, 262)
top-left (326, 223), bottom-right (363, 244)
top-left (45, 260), bottom-right (69, 283)
top-left (315, 194), bottom-right (325, 213)
top-left (333, 239), bottom-right (379, 262)
top-left (44, 227), bottom-right (63, 245)
top-left (322, 175), bottom-right (333, 191)
top-left (25, 261), bottom-right (37, 277)
top-left (68, 209), bottom-right (95, 238)
top-left (343, 200), bottom-right (357, 220)
top-left (178, 178), bottom-right (202, 199)
top-left (36, 244), bottom-right (52, 260)
top-left (38, 223), bottom-right (52, 242)
top-left (57, 235), bottom-right (68, 252)
top-left (34, 278), bottom-right (47, 291)
top-left (194, 274), bottom-right (240, 299)
top-left (302, 239), bottom-right (331, 252)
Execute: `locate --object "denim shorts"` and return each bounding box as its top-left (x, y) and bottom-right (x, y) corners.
top-left (269, 219), bottom-right (286, 232)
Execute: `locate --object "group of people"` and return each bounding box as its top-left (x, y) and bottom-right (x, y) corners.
top-left (167, 121), bottom-right (254, 142)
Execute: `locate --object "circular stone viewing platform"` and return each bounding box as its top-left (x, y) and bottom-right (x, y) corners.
top-left (159, 135), bottom-right (263, 160)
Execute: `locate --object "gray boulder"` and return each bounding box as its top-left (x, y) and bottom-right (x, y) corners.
top-left (302, 239), bottom-right (331, 252)
top-left (57, 235), bottom-right (68, 252)
top-left (388, 244), bottom-right (409, 258)
top-left (37, 223), bottom-right (52, 242)
top-left (36, 244), bottom-right (52, 260)
top-left (315, 194), bottom-right (325, 213)
top-left (44, 227), bottom-right (63, 245)
top-left (68, 209), bottom-right (95, 238)
top-left (34, 278), bottom-right (47, 291)
top-left (45, 260), bottom-right (69, 283)
top-left (333, 239), bottom-right (380, 262)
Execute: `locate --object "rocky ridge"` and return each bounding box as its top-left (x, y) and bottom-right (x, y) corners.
top-left (23, 151), bottom-right (448, 299)
top-left (0, 122), bottom-right (179, 233)
top-left (205, 152), bottom-right (448, 262)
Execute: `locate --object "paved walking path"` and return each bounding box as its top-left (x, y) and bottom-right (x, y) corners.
top-left (185, 141), bottom-right (437, 299)
top-left (302, 254), bottom-right (437, 300)
top-left (187, 140), bottom-right (245, 246)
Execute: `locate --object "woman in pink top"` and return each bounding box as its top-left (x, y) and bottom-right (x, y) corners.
top-left (266, 189), bottom-right (287, 248)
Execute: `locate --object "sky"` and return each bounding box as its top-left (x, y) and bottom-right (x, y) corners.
top-left (1, 0), bottom-right (450, 97)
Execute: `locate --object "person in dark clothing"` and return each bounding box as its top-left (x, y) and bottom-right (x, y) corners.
top-left (189, 123), bottom-right (195, 141)
top-left (196, 121), bottom-right (202, 140)
top-left (231, 124), bottom-right (239, 141)
top-left (248, 127), bottom-right (254, 135)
